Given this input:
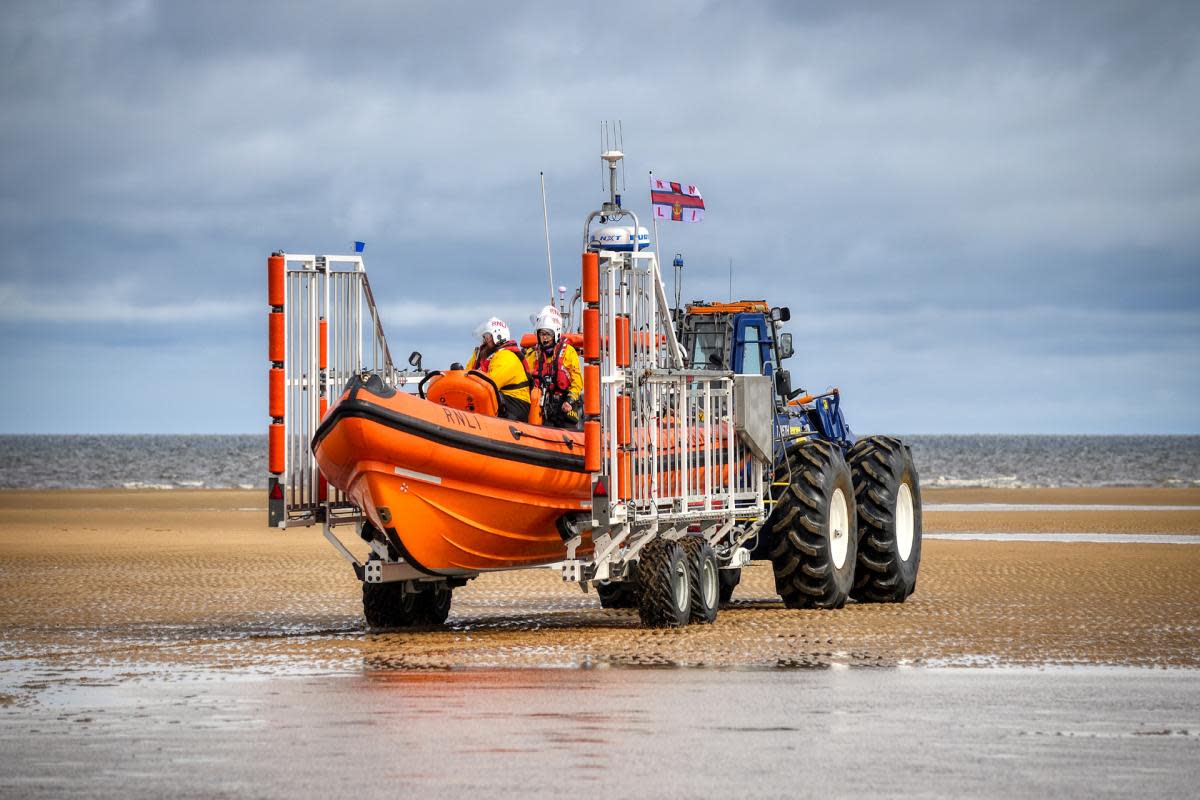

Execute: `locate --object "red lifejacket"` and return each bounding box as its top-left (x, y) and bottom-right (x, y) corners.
top-left (533, 339), bottom-right (572, 394)
top-left (475, 340), bottom-right (524, 373)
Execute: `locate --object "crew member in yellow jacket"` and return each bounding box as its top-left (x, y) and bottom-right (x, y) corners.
top-left (465, 317), bottom-right (531, 421)
top-left (523, 305), bottom-right (583, 429)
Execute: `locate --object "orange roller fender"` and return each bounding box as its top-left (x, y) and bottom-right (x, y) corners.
top-left (615, 315), bottom-right (630, 367)
top-left (583, 308), bottom-right (600, 360)
top-left (582, 252), bottom-right (599, 304)
top-left (584, 365), bottom-right (601, 416)
top-left (318, 318), bottom-right (328, 371)
top-left (269, 368), bottom-right (285, 419)
top-left (617, 451), bottom-right (632, 500)
top-left (584, 421), bottom-right (602, 473)
top-left (268, 423), bottom-right (285, 474)
top-left (616, 394), bottom-right (631, 445)
top-left (267, 255), bottom-right (285, 307)
top-left (268, 311), bottom-right (284, 363)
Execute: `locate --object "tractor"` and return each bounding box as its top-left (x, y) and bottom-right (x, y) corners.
top-left (597, 298), bottom-right (922, 611)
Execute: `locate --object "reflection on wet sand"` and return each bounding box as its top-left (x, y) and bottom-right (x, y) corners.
top-left (5, 667), bottom-right (1196, 798)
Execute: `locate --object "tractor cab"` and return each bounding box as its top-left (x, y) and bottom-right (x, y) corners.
top-left (678, 300), bottom-right (794, 396)
top-left (677, 299), bottom-right (850, 447)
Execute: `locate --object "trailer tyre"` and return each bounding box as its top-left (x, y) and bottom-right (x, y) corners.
top-left (596, 581), bottom-right (639, 609)
top-left (718, 568), bottom-right (741, 605)
top-left (636, 539), bottom-right (691, 628)
top-left (766, 439), bottom-right (858, 609)
top-left (848, 435), bottom-right (922, 603)
top-left (415, 582), bottom-right (454, 625)
top-left (680, 536), bottom-right (719, 624)
top-left (362, 581), bottom-right (420, 629)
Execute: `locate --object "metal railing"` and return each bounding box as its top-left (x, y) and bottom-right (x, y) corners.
top-left (267, 253), bottom-right (409, 528)
top-left (592, 248), bottom-right (765, 534)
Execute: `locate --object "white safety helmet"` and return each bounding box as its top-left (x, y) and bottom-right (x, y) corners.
top-left (531, 305), bottom-right (562, 337)
top-left (473, 316), bottom-right (510, 344)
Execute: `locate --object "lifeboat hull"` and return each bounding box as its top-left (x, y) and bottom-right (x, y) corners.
top-left (313, 375), bottom-right (592, 575)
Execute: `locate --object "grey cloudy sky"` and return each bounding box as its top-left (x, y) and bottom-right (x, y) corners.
top-left (1, 0), bottom-right (1197, 434)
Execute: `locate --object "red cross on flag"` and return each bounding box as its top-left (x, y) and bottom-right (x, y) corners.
top-left (650, 176), bottom-right (705, 223)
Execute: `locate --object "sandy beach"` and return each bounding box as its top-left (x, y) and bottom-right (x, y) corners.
top-left (2, 490), bottom-right (1200, 798)
top-left (2, 487), bottom-right (1198, 678)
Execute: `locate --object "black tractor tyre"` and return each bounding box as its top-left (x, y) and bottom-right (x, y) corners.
top-left (414, 582), bottom-right (454, 625)
top-left (596, 580), bottom-right (639, 609)
top-left (636, 538), bottom-right (692, 628)
top-left (718, 568), bottom-right (741, 605)
top-left (362, 581), bottom-right (420, 629)
top-left (680, 536), bottom-right (719, 624)
top-left (765, 439), bottom-right (859, 609)
top-left (847, 435), bottom-right (922, 603)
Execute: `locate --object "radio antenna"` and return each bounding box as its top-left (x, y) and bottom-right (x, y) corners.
top-left (540, 172), bottom-right (555, 305)
top-left (618, 120), bottom-right (626, 191)
top-left (600, 122), bottom-right (607, 192)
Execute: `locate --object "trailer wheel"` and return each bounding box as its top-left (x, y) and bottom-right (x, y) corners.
top-left (718, 568), bottom-right (741, 605)
top-left (596, 581), bottom-right (639, 609)
top-left (847, 435), bottom-right (922, 603)
top-left (636, 538), bottom-right (691, 628)
top-left (362, 581), bottom-right (420, 629)
top-left (680, 536), bottom-right (719, 624)
top-left (766, 439), bottom-right (858, 609)
top-left (415, 582), bottom-right (454, 625)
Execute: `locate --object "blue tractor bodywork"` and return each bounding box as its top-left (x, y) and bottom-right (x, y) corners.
top-left (678, 302), bottom-right (854, 459)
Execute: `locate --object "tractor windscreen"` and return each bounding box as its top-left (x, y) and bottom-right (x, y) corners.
top-left (689, 322), bottom-right (725, 369)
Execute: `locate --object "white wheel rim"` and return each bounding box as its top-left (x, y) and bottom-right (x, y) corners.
top-left (702, 557), bottom-right (717, 609)
top-left (896, 482), bottom-right (915, 562)
top-left (830, 487), bottom-right (849, 570)
top-left (672, 558), bottom-right (689, 612)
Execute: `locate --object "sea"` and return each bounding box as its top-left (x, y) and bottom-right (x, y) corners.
top-left (0, 434), bottom-right (1197, 491)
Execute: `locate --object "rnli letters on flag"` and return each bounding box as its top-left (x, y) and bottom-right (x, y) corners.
top-left (651, 176), bottom-right (705, 223)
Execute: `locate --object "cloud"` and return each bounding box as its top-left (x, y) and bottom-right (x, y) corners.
top-left (1, 0), bottom-right (1198, 432)
top-left (0, 281), bottom-right (254, 324)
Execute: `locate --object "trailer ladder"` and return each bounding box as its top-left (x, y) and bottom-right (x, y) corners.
top-left (265, 252), bottom-right (422, 529)
top-left (572, 234), bottom-right (769, 583)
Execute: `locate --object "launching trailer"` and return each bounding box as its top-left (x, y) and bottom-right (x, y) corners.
top-left (266, 149), bottom-right (921, 628)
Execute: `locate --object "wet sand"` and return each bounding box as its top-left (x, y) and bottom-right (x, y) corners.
top-left (1, 487), bottom-right (1199, 678)
top-left (2, 487), bottom-right (1199, 797)
top-left (2, 668), bottom-right (1198, 799)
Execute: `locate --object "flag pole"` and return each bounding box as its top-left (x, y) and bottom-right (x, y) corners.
top-left (650, 170), bottom-right (663, 296)
top-left (539, 172), bottom-right (556, 306)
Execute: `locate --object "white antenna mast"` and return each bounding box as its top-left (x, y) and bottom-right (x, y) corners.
top-left (600, 122), bottom-right (607, 192)
top-left (539, 171), bottom-right (555, 305)
top-left (618, 120), bottom-right (626, 192)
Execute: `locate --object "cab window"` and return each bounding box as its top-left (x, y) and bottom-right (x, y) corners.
top-left (741, 324), bottom-right (762, 374)
top-left (690, 323), bottom-right (725, 369)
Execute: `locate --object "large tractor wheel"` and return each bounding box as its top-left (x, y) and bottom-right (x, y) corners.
top-left (766, 439), bottom-right (858, 609)
top-left (680, 536), bottom-right (719, 624)
top-left (596, 581), bottom-right (639, 609)
top-left (636, 538), bottom-right (692, 628)
top-left (718, 568), bottom-right (741, 605)
top-left (414, 582), bottom-right (454, 625)
top-left (362, 581), bottom-right (420, 629)
top-left (847, 435), bottom-right (922, 603)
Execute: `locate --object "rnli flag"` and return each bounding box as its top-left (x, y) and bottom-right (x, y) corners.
top-left (651, 176), bottom-right (705, 223)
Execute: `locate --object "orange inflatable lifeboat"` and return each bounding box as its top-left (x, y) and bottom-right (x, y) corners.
top-left (313, 371), bottom-right (748, 576)
top-left (313, 372), bottom-right (591, 575)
